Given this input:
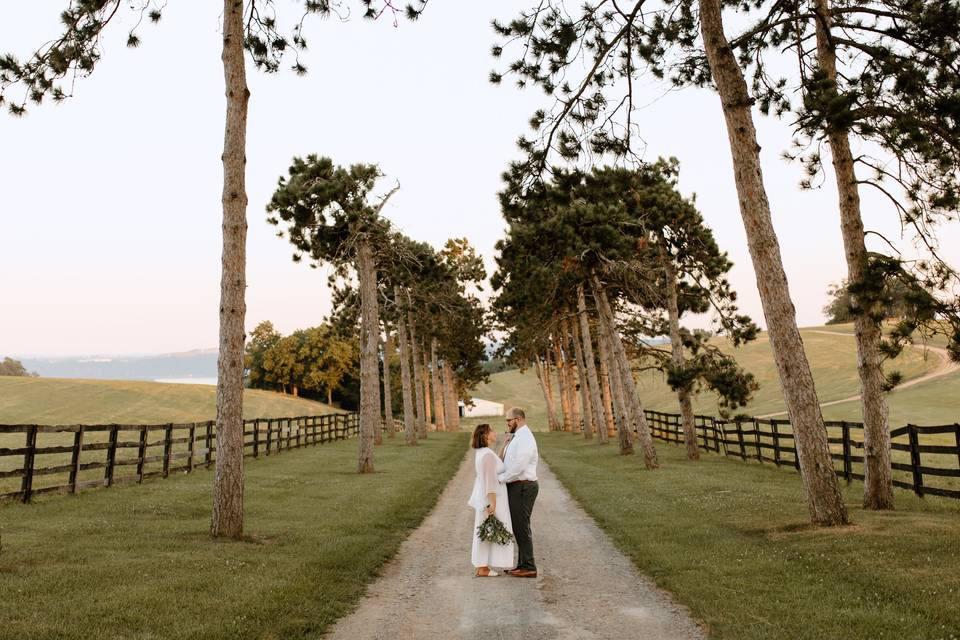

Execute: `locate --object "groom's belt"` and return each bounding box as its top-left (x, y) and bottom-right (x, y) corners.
top-left (507, 479), bottom-right (536, 485)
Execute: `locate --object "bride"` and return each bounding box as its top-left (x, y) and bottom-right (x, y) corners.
top-left (468, 423), bottom-right (515, 577)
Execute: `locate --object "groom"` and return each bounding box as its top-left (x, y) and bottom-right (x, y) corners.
top-left (499, 407), bottom-right (539, 578)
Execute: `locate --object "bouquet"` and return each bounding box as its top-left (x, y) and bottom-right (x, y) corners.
top-left (476, 513), bottom-right (515, 545)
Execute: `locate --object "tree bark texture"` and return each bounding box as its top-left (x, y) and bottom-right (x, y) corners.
top-left (421, 345), bottom-right (433, 430)
top-left (383, 327), bottom-right (396, 439)
top-left (563, 321), bottom-right (582, 432)
top-left (594, 300), bottom-right (634, 455)
top-left (662, 253), bottom-right (699, 460)
top-left (578, 286), bottom-right (609, 444)
top-left (812, 0), bottom-right (893, 511)
top-left (430, 338), bottom-right (446, 432)
top-left (356, 238), bottom-right (380, 473)
top-left (542, 354), bottom-right (561, 431)
top-left (407, 303), bottom-right (427, 439)
top-left (211, 0), bottom-right (248, 540)
top-left (570, 312), bottom-right (595, 439)
top-left (699, 0), bottom-right (848, 524)
top-left (554, 334), bottom-right (573, 432)
top-left (442, 362), bottom-right (460, 431)
top-left (395, 288), bottom-right (417, 446)
top-left (599, 356), bottom-right (617, 439)
top-left (592, 276), bottom-right (658, 468)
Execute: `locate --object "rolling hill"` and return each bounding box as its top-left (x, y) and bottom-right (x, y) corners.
top-left (468, 324), bottom-right (960, 429)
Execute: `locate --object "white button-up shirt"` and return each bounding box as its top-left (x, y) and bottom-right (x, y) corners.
top-left (498, 424), bottom-right (539, 483)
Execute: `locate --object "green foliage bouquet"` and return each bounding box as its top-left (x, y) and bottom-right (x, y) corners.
top-left (476, 514), bottom-right (514, 545)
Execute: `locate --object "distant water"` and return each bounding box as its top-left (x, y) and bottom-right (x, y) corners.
top-left (154, 377), bottom-right (218, 386)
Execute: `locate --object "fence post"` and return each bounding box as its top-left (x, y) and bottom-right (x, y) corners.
top-left (69, 426), bottom-right (85, 494)
top-left (253, 419), bottom-right (260, 458)
top-left (955, 424), bottom-right (960, 472)
top-left (713, 419), bottom-right (724, 454)
top-left (771, 420), bottom-right (781, 467)
top-left (188, 423), bottom-right (196, 472)
top-left (297, 418), bottom-right (302, 448)
top-left (736, 419), bottom-right (746, 460)
top-left (908, 424), bottom-right (924, 498)
top-left (753, 419), bottom-right (762, 462)
top-left (20, 425), bottom-right (38, 503)
top-left (105, 425), bottom-right (119, 487)
top-left (163, 423), bottom-right (173, 477)
top-left (841, 421), bottom-right (853, 485)
top-left (136, 426), bottom-right (148, 483)
top-left (205, 421), bottom-right (214, 468)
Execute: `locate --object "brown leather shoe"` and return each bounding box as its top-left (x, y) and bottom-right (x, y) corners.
top-left (475, 567), bottom-right (491, 577)
top-left (507, 568), bottom-right (537, 578)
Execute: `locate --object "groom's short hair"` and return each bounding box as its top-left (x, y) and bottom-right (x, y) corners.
top-left (508, 407), bottom-right (526, 420)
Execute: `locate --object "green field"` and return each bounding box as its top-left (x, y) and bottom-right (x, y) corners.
top-left (0, 376), bottom-right (334, 424)
top-left (539, 434), bottom-right (960, 639)
top-left (469, 324), bottom-right (960, 428)
top-left (0, 433), bottom-right (469, 640)
top-left (0, 377), bottom-right (338, 496)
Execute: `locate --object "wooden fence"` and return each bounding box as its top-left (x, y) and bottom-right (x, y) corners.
top-left (0, 412), bottom-right (360, 503)
top-left (644, 410), bottom-right (960, 500)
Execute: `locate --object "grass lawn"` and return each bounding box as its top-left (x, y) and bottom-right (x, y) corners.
top-left (540, 433), bottom-right (960, 640)
top-left (0, 433), bottom-right (468, 640)
top-left (0, 376), bottom-right (334, 424)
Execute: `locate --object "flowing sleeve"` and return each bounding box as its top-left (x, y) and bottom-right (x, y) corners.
top-left (481, 451), bottom-right (500, 496)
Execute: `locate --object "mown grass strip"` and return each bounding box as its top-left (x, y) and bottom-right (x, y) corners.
top-left (541, 433), bottom-right (960, 640)
top-left (0, 433), bottom-right (468, 640)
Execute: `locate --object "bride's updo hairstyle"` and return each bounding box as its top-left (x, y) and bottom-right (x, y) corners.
top-left (471, 423), bottom-right (492, 449)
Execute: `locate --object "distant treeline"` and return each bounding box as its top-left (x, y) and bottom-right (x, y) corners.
top-left (245, 321), bottom-right (360, 409)
top-left (0, 357), bottom-right (37, 377)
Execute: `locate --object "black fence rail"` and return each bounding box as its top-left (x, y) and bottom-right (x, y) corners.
top-left (643, 410), bottom-right (960, 501)
top-left (0, 412), bottom-right (359, 503)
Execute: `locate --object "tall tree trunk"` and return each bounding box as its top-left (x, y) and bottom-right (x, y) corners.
top-left (553, 333), bottom-right (573, 431)
top-left (421, 344), bottom-right (433, 430)
top-left (541, 352), bottom-right (561, 431)
top-left (578, 286), bottom-right (609, 444)
top-left (356, 238), bottom-right (379, 473)
top-left (594, 301), bottom-right (634, 455)
top-left (662, 251), bottom-right (699, 460)
top-left (442, 362), bottom-right (459, 431)
top-left (430, 338), bottom-right (446, 432)
top-left (812, 0), bottom-right (893, 511)
top-left (699, 0), bottom-right (848, 525)
top-left (211, 0), bottom-right (248, 540)
top-left (383, 327), bottom-right (396, 439)
top-left (562, 321), bottom-right (582, 432)
top-left (569, 313), bottom-right (595, 439)
top-left (395, 288), bottom-right (417, 446)
top-left (407, 303), bottom-right (427, 439)
top-left (592, 275), bottom-right (659, 468)
top-left (599, 356), bottom-right (617, 439)
top-left (449, 367), bottom-right (463, 430)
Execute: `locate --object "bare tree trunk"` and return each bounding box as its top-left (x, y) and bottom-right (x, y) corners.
top-left (421, 344), bottom-right (433, 430)
top-left (699, 0), bottom-right (848, 525)
top-left (407, 303), bottom-right (427, 439)
top-left (593, 275), bottom-right (659, 468)
top-left (430, 338), bottom-right (446, 432)
top-left (356, 238), bottom-right (379, 473)
top-left (553, 333), bottom-right (573, 432)
top-left (662, 252), bottom-right (699, 460)
top-left (570, 313), bottom-right (595, 439)
top-left (211, 0), bottom-right (248, 540)
top-left (541, 351), bottom-right (561, 431)
top-left (442, 362), bottom-right (459, 431)
top-left (449, 368), bottom-right (463, 430)
top-left (600, 357), bottom-right (616, 439)
top-left (812, 0), bottom-right (892, 511)
top-left (595, 301), bottom-right (634, 455)
top-left (578, 286), bottom-right (609, 444)
top-left (383, 327), bottom-right (396, 439)
top-left (562, 321), bottom-right (582, 432)
top-left (395, 288), bottom-right (417, 446)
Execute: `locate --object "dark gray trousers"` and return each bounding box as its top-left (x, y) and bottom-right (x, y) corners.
top-left (507, 480), bottom-right (539, 571)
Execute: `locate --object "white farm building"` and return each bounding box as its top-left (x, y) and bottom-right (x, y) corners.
top-left (459, 398), bottom-right (504, 418)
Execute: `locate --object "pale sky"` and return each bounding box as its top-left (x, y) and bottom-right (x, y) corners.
top-left (2, 3), bottom-right (958, 357)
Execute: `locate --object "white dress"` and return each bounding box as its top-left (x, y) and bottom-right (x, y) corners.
top-left (467, 447), bottom-right (516, 569)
